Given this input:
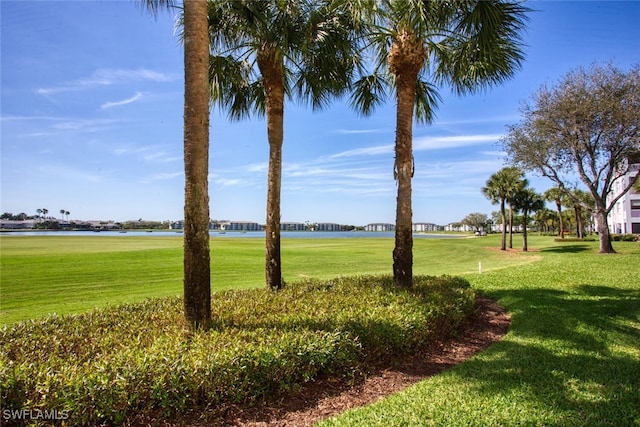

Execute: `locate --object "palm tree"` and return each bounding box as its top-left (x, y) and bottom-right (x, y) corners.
top-left (65, 211), bottom-right (70, 221)
top-left (544, 187), bottom-right (565, 239)
top-left (565, 189), bottom-right (594, 238)
top-left (482, 166), bottom-right (526, 251)
top-left (143, 0), bottom-right (211, 329)
top-left (512, 187), bottom-right (544, 251)
top-left (505, 176), bottom-right (527, 249)
top-left (351, 0), bottom-right (529, 287)
top-left (207, 0), bottom-right (359, 290)
top-left (60, 209), bottom-right (66, 220)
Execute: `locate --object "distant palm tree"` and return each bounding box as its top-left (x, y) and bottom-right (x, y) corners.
top-left (565, 189), bottom-right (594, 238)
top-left (60, 209), bottom-right (66, 220)
top-left (350, 0), bottom-right (529, 287)
top-left (65, 211), bottom-right (70, 221)
top-left (142, 0), bottom-right (211, 329)
top-left (207, 0), bottom-right (359, 289)
top-left (482, 167), bottom-right (526, 251)
top-left (544, 187), bottom-right (565, 239)
top-left (512, 188), bottom-right (544, 251)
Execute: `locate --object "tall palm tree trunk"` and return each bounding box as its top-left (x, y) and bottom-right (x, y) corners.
top-left (389, 32), bottom-right (425, 289)
top-left (508, 204), bottom-right (514, 249)
top-left (500, 199), bottom-right (507, 251)
top-left (182, 0), bottom-right (211, 329)
top-left (258, 49), bottom-right (285, 290)
top-left (522, 210), bottom-right (529, 251)
top-left (556, 201), bottom-right (564, 239)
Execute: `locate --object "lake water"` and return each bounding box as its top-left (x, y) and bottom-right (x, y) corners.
top-left (1, 230), bottom-right (463, 239)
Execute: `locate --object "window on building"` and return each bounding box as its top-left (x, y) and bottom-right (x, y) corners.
top-left (631, 199), bottom-right (640, 209)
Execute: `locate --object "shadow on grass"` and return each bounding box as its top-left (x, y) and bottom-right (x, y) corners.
top-left (540, 244), bottom-right (593, 253)
top-left (451, 285), bottom-right (640, 424)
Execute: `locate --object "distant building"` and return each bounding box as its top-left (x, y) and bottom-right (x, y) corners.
top-left (364, 223), bottom-right (394, 232)
top-left (445, 223), bottom-right (474, 232)
top-left (0, 220), bottom-right (36, 229)
top-left (608, 153), bottom-right (640, 234)
top-left (225, 221), bottom-right (261, 231)
top-left (412, 222), bottom-right (440, 232)
top-left (281, 222), bottom-right (306, 231)
top-left (316, 222), bottom-right (342, 231)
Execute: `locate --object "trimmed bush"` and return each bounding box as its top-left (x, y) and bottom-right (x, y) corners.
top-left (610, 233), bottom-right (639, 242)
top-left (0, 275), bottom-right (474, 425)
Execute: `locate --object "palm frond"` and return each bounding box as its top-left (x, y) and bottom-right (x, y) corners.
top-left (436, 0), bottom-right (530, 94)
top-left (349, 73), bottom-right (390, 116)
top-left (413, 78), bottom-right (441, 124)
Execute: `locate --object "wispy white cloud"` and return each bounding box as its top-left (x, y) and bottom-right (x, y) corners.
top-left (35, 68), bottom-right (178, 96)
top-left (143, 151), bottom-right (181, 163)
top-left (330, 144), bottom-right (394, 158)
top-left (141, 171), bottom-right (182, 183)
top-left (413, 134), bottom-right (502, 151)
top-left (214, 178), bottom-right (242, 187)
top-left (332, 128), bottom-right (388, 135)
top-left (101, 92), bottom-right (143, 109)
top-left (247, 162), bottom-right (268, 173)
top-left (433, 115), bottom-right (520, 127)
top-left (329, 133), bottom-right (502, 159)
top-left (52, 118), bottom-right (118, 132)
top-left (38, 165), bottom-right (104, 183)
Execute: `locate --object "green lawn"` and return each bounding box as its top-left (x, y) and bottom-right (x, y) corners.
top-left (0, 234), bottom-right (537, 324)
top-left (1, 234), bottom-right (638, 425)
top-left (319, 238), bottom-right (640, 427)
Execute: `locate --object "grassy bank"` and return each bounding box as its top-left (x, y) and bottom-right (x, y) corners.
top-left (319, 240), bottom-right (640, 426)
top-left (1, 234), bottom-right (537, 324)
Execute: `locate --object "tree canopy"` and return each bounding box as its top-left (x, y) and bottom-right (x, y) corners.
top-left (502, 63), bottom-right (640, 253)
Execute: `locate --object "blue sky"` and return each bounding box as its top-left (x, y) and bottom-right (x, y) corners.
top-left (1, 1), bottom-right (639, 226)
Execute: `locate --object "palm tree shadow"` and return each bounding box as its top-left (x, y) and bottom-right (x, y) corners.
top-left (448, 284), bottom-right (640, 424)
top-left (541, 244), bottom-right (592, 253)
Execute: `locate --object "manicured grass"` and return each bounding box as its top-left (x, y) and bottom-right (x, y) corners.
top-left (1, 234), bottom-right (638, 425)
top-left (318, 240), bottom-right (640, 427)
top-left (0, 234), bottom-right (538, 324)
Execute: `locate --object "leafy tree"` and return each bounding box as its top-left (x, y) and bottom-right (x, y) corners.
top-left (503, 63), bottom-right (640, 253)
top-left (482, 166), bottom-right (526, 250)
top-left (143, 0), bottom-right (212, 329)
top-left (207, 0), bottom-right (358, 289)
top-left (351, 0), bottom-right (529, 286)
top-left (512, 188), bottom-right (544, 251)
top-left (543, 187), bottom-right (565, 239)
top-left (461, 212), bottom-right (488, 232)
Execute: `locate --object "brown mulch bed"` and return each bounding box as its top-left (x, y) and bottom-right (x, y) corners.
top-left (158, 295), bottom-right (510, 427)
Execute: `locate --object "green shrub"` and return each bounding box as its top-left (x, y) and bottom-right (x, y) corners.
top-left (554, 237), bottom-right (597, 242)
top-left (0, 275), bottom-right (474, 425)
top-left (610, 233), bottom-right (639, 242)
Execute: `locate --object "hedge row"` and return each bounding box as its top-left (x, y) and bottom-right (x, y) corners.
top-left (1, 275), bottom-right (475, 425)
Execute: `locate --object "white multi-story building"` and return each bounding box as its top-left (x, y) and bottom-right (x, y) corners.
top-left (365, 223), bottom-right (394, 232)
top-left (412, 222), bottom-right (440, 232)
top-left (608, 155), bottom-right (640, 234)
